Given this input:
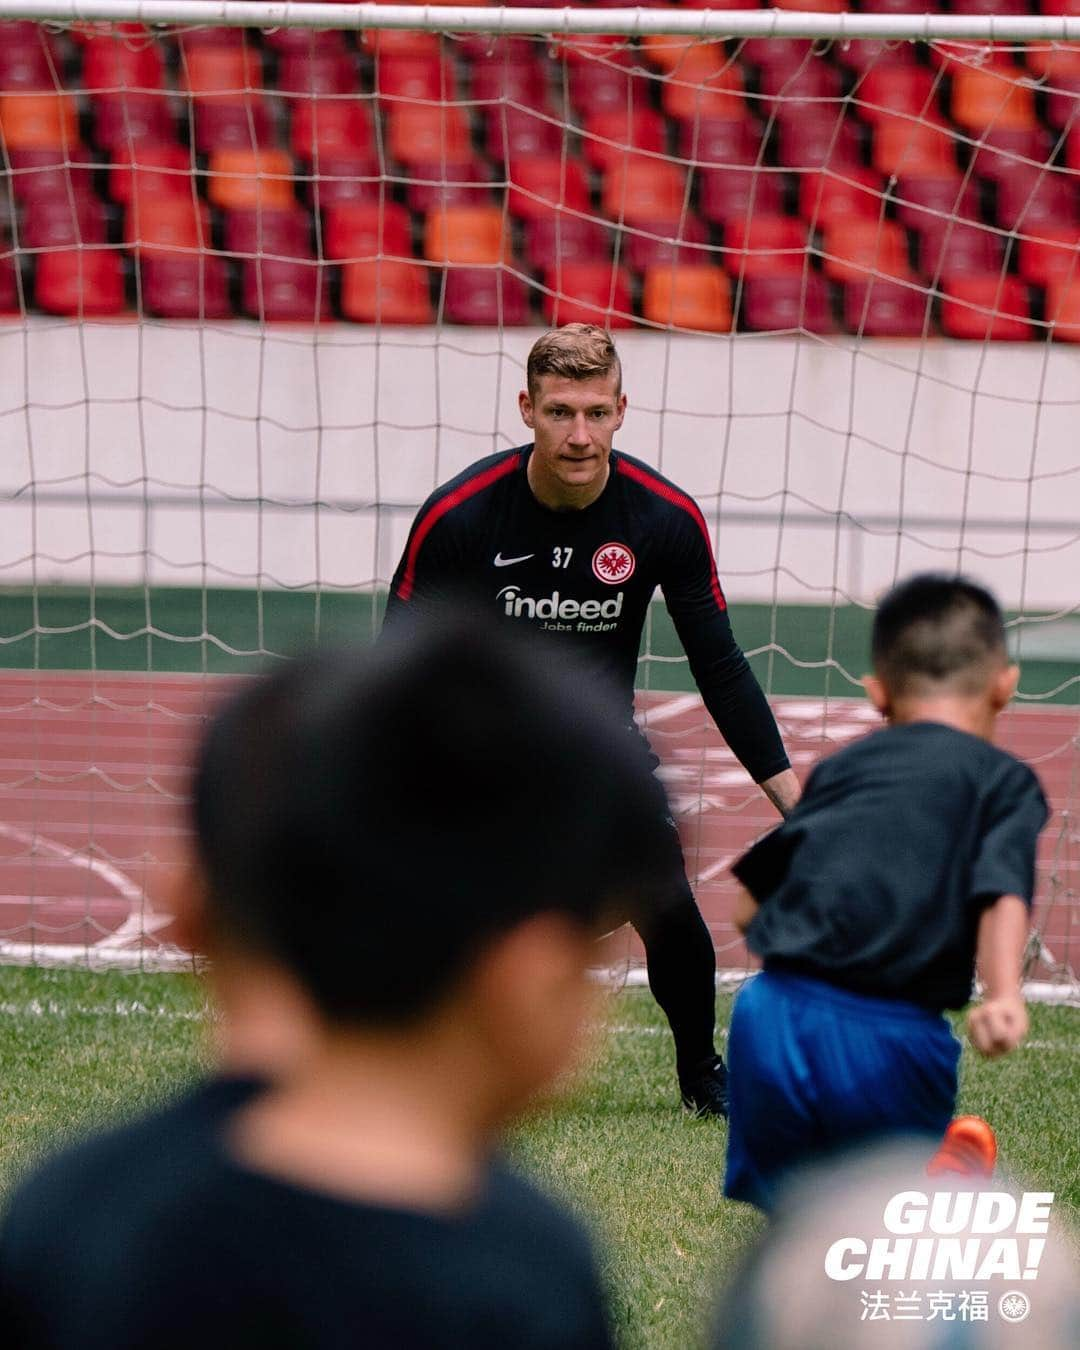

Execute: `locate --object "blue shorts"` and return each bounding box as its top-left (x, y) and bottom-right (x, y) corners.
top-left (724, 970), bottom-right (961, 1212)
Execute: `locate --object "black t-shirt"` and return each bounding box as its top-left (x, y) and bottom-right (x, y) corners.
top-left (384, 446), bottom-right (789, 785)
top-left (0, 1077), bottom-right (613, 1350)
top-left (732, 722), bottom-right (1049, 1010)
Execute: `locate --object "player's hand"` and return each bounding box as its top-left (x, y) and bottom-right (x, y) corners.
top-left (967, 993), bottom-right (1028, 1058)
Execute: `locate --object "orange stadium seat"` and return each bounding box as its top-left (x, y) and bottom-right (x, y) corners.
top-left (872, 118), bottom-right (957, 177)
top-left (621, 215), bottom-right (711, 272)
top-left (279, 52), bottom-right (358, 98)
top-left (523, 216), bottom-right (611, 271)
top-left (507, 156), bottom-right (590, 222)
top-left (92, 91), bottom-right (174, 150)
top-left (843, 277), bottom-right (930, 337)
top-left (940, 276), bottom-right (1032, 340)
top-left (1024, 44), bottom-right (1080, 80)
top-left (423, 205), bottom-right (510, 265)
top-left (952, 66), bottom-right (1036, 132)
top-left (798, 168), bottom-right (885, 225)
top-left (640, 35), bottom-right (722, 74)
top-left (602, 160), bottom-right (687, 227)
top-left (0, 93), bottom-right (78, 149)
top-left (223, 206), bottom-right (313, 259)
top-left (582, 108), bottom-right (667, 173)
top-left (173, 26), bottom-right (247, 54)
top-left (242, 256), bottom-right (331, 321)
top-left (741, 274), bottom-right (834, 333)
top-left (387, 104), bottom-right (471, 166)
top-left (443, 268), bottom-right (532, 326)
top-left (542, 261), bottom-right (634, 327)
top-left (109, 142), bottom-right (192, 205)
top-left (855, 66), bottom-right (939, 125)
top-left (9, 146), bottom-right (95, 204)
top-left (1045, 278), bottom-right (1080, 340)
top-left (179, 44), bottom-right (262, 98)
top-left (641, 264), bottom-right (732, 332)
top-left (291, 101), bottom-right (375, 162)
top-left (723, 215), bottom-right (809, 278)
top-left (374, 56), bottom-right (453, 102)
top-left (125, 194), bottom-right (210, 256)
top-left (207, 149), bottom-right (296, 211)
top-left (661, 55), bottom-right (744, 122)
top-left (138, 253), bottom-right (232, 318)
top-left (35, 248), bottom-right (125, 315)
top-left (821, 219), bottom-right (911, 284)
top-left (340, 257), bottom-right (434, 323)
top-left (81, 35), bottom-right (164, 91)
top-left (361, 29), bottom-right (440, 60)
top-left (1017, 225), bottom-right (1080, 286)
top-left (405, 160), bottom-right (492, 214)
top-left (324, 201), bottom-right (412, 261)
top-left (698, 166), bottom-right (784, 227)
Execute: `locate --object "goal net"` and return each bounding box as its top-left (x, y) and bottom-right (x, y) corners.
top-left (0, 3), bottom-right (1076, 995)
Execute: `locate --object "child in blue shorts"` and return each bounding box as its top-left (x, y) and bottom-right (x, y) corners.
top-left (725, 573), bottom-right (1048, 1212)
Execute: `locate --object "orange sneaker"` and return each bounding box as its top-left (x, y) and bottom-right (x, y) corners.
top-left (927, 1115), bottom-right (997, 1177)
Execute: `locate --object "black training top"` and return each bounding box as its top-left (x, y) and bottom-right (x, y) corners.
top-left (384, 446), bottom-right (789, 785)
top-left (0, 1077), bottom-right (613, 1350)
top-left (732, 722), bottom-right (1049, 1011)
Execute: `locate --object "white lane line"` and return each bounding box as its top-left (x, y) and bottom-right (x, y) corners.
top-left (635, 694), bottom-right (702, 727)
top-left (695, 854), bottom-right (737, 884)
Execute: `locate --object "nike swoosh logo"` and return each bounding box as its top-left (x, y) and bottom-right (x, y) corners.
top-left (493, 553), bottom-right (535, 567)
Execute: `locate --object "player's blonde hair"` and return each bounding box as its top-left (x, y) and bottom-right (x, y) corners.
top-left (526, 324), bottom-right (622, 399)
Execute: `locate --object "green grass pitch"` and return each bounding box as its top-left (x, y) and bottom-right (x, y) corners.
top-left (0, 969), bottom-right (1076, 1348)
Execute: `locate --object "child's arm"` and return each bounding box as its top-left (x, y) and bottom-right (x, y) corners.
top-left (732, 882), bottom-right (759, 935)
top-left (967, 894), bottom-right (1029, 1058)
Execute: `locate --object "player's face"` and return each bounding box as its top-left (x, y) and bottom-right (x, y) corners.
top-left (519, 372), bottom-right (627, 505)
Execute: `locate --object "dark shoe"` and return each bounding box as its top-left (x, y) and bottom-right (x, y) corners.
top-left (679, 1054), bottom-right (729, 1119)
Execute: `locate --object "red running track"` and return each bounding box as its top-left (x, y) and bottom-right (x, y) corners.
top-left (0, 674), bottom-right (1076, 981)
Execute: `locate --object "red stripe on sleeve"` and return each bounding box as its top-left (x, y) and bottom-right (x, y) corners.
top-left (396, 453), bottom-right (522, 602)
top-left (615, 458), bottom-right (727, 612)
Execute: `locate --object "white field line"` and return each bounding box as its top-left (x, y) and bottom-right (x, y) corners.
top-left (0, 999), bottom-right (208, 1021)
top-left (635, 694), bottom-right (702, 727)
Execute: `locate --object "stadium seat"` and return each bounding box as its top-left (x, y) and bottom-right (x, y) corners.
top-left (1045, 278), bottom-right (1080, 341)
top-left (542, 261), bottom-right (634, 327)
top-left (389, 104), bottom-right (472, 166)
top-left (242, 257), bottom-right (331, 321)
top-left (0, 252), bottom-right (19, 313)
top-left (125, 195), bottom-right (210, 256)
top-left (193, 98), bottom-right (274, 154)
top-left (917, 220), bottom-right (1005, 281)
top-left (777, 113), bottom-right (863, 169)
top-left (92, 92), bottom-right (175, 151)
top-left (620, 215), bottom-right (711, 272)
top-left (698, 166), bottom-right (784, 227)
top-left (304, 152), bottom-right (383, 209)
top-left (0, 26), bottom-right (55, 92)
top-left (723, 215), bottom-right (809, 278)
top-left (970, 127), bottom-right (1051, 185)
top-left (179, 44), bottom-right (262, 98)
top-left (660, 56), bottom-right (745, 122)
top-left (940, 276), bottom-right (1032, 340)
top-left (405, 160), bottom-right (493, 214)
top-left (223, 206), bottom-right (313, 259)
top-left (951, 66), bottom-right (1036, 133)
top-left (994, 168), bottom-right (1078, 232)
top-left (602, 160), bottom-right (687, 226)
top-left (361, 28), bottom-right (441, 61)
top-left (340, 257), bottom-right (434, 323)
top-left (0, 93), bottom-right (78, 150)
top-left (424, 205), bottom-right (510, 265)
top-left (675, 115), bottom-right (762, 167)
top-left (1017, 226), bottom-right (1080, 287)
top-left (740, 274), bottom-right (833, 333)
top-left (774, 0), bottom-right (846, 10)
top-left (207, 149), bottom-right (297, 211)
top-left (834, 38), bottom-right (917, 75)
top-left (374, 56), bottom-right (453, 102)
top-left (508, 157), bottom-right (590, 222)
top-left (759, 60), bottom-right (841, 111)
top-left (523, 216), bottom-right (611, 270)
top-left (872, 118), bottom-right (958, 177)
top-left (485, 104), bottom-right (563, 161)
top-left (324, 201), bottom-right (412, 261)
top-left (8, 146), bottom-right (95, 204)
top-left (1024, 45), bottom-right (1080, 80)
top-left (798, 168), bottom-right (885, 226)
top-left (860, 0), bottom-right (944, 13)
top-left (278, 52), bottom-right (359, 97)
top-left (567, 61), bottom-right (649, 118)
top-left (262, 28), bottom-right (346, 55)
top-left (843, 277), bottom-right (930, 337)
top-left (855, 67), bottom-right (938, 125)
top-left (820, 219), bottom-right (911, 283)
top-left (174, 26), bottom-right (248, 54)
top-left (21, 195), bottom-right (108, 250)
top-left (640, 35), bottom-right (718, 74)
top-left (34, 248), bottom-right (125, 315)
top-left (549, 35), bottom-right (628, 68)
top-left (1063, 127), bottom-right (1080, 174)
top-left (291, 101), bottom-right (375, 162)
top-left (582, 108), bottom-right (667, 173)
top-left (81, 35), bottom-right (164, 91)
top-left (949, 0), bottom-right (1028, 14)
top-left (892, 174), bottom-right (980, 232)
top-left (108, 143), bottom-right (192, 206)
top-left (468, 50), bottom-right (547, 104)
top-left (442, 267), bottom-right (532, 325)
top-left (1045, 74), bottom-right (1080, 131)
top-left (740, 38), bottom-right (814, 77)
top-left (138, 253), bottom-right (232, 319)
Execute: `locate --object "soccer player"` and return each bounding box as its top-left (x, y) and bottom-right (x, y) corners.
top-left (0, 620), bottom-right (674, 1349)
top-left (723, 574), bottom-right (1049, 1212)
top-left (384, 323), bottom-right (800, 1117)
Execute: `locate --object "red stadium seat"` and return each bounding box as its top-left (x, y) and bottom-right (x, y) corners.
top-left (0, 32), bottom-right (56, 92)
top-left (523, 216), bottom-right (611, 270)
top-left (223, 206), bottom-right (313, 259)
top-left (821, 219), bottom-right (911, 283)
top-left (843, 277), bottom-right (931, 337)
top-left (508, 157), bottom-right (590, 222)
top-left (567, 61), bottom-right (649, 118)
top-left (8, 146), bottom-right (95, 204)
top-left (405, 160), bottom-right (493, 214)
top-left (278, 52), bottom-right (358, 97)
top-left (174, 26), bottom-right (248, 54)
top-left (872, 118), bottom-right (957, 177)
top-left (549, 35), bottom-right (629, 68)
top-left (582, 108), bottom-right (667, 173)
top-left (92, 91), bottom-right (174, 151)
top-left (855, 67), bottom-right (939, 125)
top-left (836, 40), bottom-right (919, 76)
top-left (774, 0), bottom-right (846, 11)
top-left (777, 112), bottom-right (863, 170)
top-left (542, 261), bottom-right (634, 327)
top-left (860, 0), bottom-right (943, 13)
top-left (698, 166), bottom-right (784, 227)
top-left (485, 104), bottom-right (563, 161)
top-left (304, 152), bottom-right (384, 209)
top-left (1045, 72), bottom-right (1080, 131)
top-left (740, 38), bottom-right (814, 77)
top-left (1017, 225), bottom-right (1080, 287)
top-left (361, 28), bottom-right (441, 61)
top-left (620, 215), bottom-right (711, 272)
top-left (798, 168), bottom-right (885, 226)
top-left (262, 28), bottom-right (346, 55)
top-left (242, 257), bottom-right (331, 321)
top-left (21, 195), bottom-right (108, 250)
top-left (109, 143), bottom-right (192, 206)
top-left (291, 101), bottom-right (375, 162)
top-left (917, 220), bottom-right (1005, 281)
top-left (138, 253), bottom-right (232, 319)
top-left (602, 160), bottom-right (687, 226)
top-left (389, 104), bottom-right (472, 166)
top-left (994, 167), bottom-right (1078, 232)
top-left (468, 50), bottom-right (547, 105)
top-left (940, 276), bottom-right (1032, 340)
top-left (675, 115), bottom-right (763, 167)
top-left (193, 98), bottom-right (274, 154)
top-left (892, 174), bottom-right (979, 232)
top-left (759, 60), bottom-right (841, 111)
top-left (424, 205), bottom-right (510, 265)
top-left (324, 201), bottom-right (412, 261)
top-left (740, 274), bottom-right (833, 333)
top-left (81, 35), bottom-right (164, 91)
top-left (0, 251), bottom-right (19, 313)
top-left (1045, 278), bottom-right (1080, 341)
top-left (340, 258), bottom-right (434, 323)
top-left (949, 0), bottom-right (1028, 14)
top-left (374, 57), bottom-right (453, 102)
top-left (35, 248), bottom-right (125, 315)
top-left (723, 215), bottom-right (808, 278)
top-left (442, 267), bottom-right (532, 325)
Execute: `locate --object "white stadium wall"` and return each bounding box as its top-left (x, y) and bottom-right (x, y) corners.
top-left (0, 318), bottom-right (1077, 612)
